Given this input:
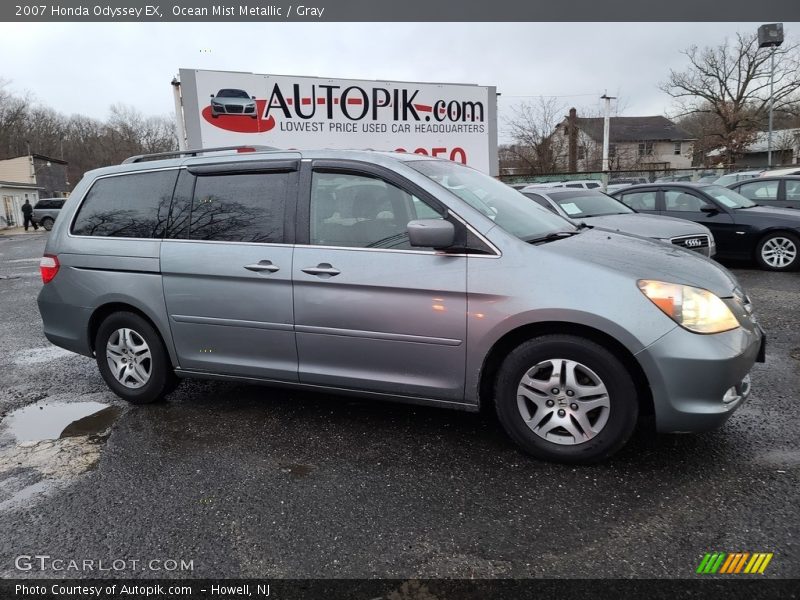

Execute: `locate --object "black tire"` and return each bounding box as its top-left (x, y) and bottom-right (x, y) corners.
top-left (494, 334), bottom-right (638, 464)
top-left (41, 217), bottom-right (54, 231)
top-left (95, 311), bottom-right (178, 404)
top-left (755, 231), bottom-right (800, 271)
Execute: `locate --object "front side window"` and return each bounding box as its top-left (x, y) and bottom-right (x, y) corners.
top-left (71, 170), bottom-right (177, 238)
top-left (310, 171), bottom-right (443, 250)
top-left (664, 190), bottom-right (711, 212)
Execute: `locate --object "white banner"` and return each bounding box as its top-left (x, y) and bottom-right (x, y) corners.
top-left (179, 69), bottom-right (498, 174)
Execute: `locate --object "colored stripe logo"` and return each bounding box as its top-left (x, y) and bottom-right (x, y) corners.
top-left (696, 552), bottom-right (773, 574)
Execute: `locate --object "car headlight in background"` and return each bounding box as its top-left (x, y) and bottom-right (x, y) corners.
top-left (637, 280), bottom-right (740, 334)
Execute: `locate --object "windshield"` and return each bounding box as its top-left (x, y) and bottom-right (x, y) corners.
top-left (409, 160), bottom-right (575, 241)
top-left (547, 190), bottom-right (634, 217)
top-left (704, 185), bottom-right (757, 209)
top-left (217, 89), bottom-right (250, 98)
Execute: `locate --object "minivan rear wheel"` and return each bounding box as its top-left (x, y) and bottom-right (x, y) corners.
top-left (95, 311), bottom-right (178, 404)
top-left (494, 335), bottom-right (638, 463)
top-left (40, 217), bottom-right (54, 231)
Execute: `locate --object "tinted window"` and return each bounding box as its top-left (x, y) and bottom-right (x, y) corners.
top-left (35, 199), bottom-right (64, 209)
top-left (185, 172), bottom-right (289, 243)
top-left (71, 171), bottom-right (177, 238)
top-left (736, 180), bottom-right (778, 201)
top-left (310, 171), bottom-right (443, 249)
top-left (618, 191), bottom-right (657, 211)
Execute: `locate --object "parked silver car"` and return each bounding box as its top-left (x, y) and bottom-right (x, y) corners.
top-left (32, 197), bottom-right (66, 231)
top-left (520, 188), bottom-right (716, 256)
top-left (37, 148), bottom-right (764, 463)
top-left (209, 89), bottom-right (258, 118)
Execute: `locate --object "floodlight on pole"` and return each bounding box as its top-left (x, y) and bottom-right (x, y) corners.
top-left (600, 93), bottom-right (616, 191)
top-left (758, 23), bottom-right (784, 169)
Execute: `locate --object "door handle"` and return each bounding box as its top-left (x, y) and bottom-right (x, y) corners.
top-left (301, 263), bottom-right (341, 277)
top-left (244, 260), bottom-right (280, 273)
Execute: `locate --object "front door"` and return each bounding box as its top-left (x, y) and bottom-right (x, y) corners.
top-left (292, 165), bottom-right (468, 401)
top-left (161, 162), bottom-right (299, 381)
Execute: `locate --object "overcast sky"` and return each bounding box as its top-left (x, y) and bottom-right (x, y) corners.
top-left (1, 22), bottom-right (796, 143)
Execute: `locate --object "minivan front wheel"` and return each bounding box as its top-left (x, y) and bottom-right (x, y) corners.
top-left (95, 312), bottom-right (177, 404)
top-left (494, 335), bottom-right (638, 463)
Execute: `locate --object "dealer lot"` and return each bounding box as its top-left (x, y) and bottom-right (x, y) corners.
top-left (0, 232), bottom-right (798, 578)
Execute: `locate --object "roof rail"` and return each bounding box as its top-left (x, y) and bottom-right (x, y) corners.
top-left (122, 145), bottom-right (279, 164)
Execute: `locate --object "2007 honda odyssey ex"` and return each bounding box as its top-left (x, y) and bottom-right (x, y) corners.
top-left (37, 147), bottom-right (765, 463)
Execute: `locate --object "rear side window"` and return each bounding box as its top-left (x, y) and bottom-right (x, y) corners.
top-left (71, 171), bottom-right (177, 238)
top-left (172, 171), bottom-right (291, 243)
top-left (35, 199), bottom-right (65, 209)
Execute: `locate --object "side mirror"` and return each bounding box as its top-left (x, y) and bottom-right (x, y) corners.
top-left (251, 96), bottom-right (256, 100)
top-left (210, 94), bottom-right (214, 98)
top-left (700, 206), bottom-right (718, 214)
top-left (407, 219), bottom-right (455, 249)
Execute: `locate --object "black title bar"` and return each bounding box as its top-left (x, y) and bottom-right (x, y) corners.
top-left (3, 0), bottom-right (800, 22)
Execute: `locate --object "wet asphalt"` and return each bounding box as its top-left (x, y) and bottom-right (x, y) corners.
top-left (0, 231), bottom-right (798, 579)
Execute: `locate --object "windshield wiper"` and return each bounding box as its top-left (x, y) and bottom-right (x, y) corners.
top-left (526, 230), bottom-right (581, 244)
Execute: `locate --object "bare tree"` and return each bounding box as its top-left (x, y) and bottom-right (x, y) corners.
top-left (503, 98), bottom-right (567, 174)
top-left (661, 32), bottom-right (800, 166)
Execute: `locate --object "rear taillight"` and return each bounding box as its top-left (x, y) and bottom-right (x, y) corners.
top-left (40, 254), bottom-right (59, 284)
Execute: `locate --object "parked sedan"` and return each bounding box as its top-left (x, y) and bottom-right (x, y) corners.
top-left (521, 188), bottom-right (716, 257)
top-left (613, 183), bottom-right (800, 271)
top-left (727, 176), bottom-right (800, 210)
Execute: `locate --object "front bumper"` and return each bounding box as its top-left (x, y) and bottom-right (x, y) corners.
top-left (635, 323), bottom-right (764, 433)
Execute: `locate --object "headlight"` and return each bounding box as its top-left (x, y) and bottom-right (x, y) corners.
top-left (637, 280), bottom-right (740, 334)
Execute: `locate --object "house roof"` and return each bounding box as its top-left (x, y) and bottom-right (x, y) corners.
top-left (706, 128), bottom-right (800, 157)
top-left (0, 180), bottom-right (45, 190)
top-left (4, 154), bottom-right (68, 165)
top-left (569, 116), bottom-right (695, 143)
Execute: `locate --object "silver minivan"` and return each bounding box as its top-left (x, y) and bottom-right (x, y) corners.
top-left (37, 148), bottom-right (765, 463)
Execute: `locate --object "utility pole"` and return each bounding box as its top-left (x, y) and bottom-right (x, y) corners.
top-left (758, 23), bottom-right (784, 170)
top-left (600, 93), bottom-right (615, 192)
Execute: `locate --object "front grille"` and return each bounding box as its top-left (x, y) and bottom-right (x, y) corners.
top-left (244, 106), bottom-right (255, 113)
top-left (225, 104), bottom-right (244, 113)
top-left (671, 234), bottom-right (710, 255)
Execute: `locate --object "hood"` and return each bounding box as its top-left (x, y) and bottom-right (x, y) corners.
top-left (738, 205), bottom-right (800, 223)
top-left (540, 228), bottom-right (737, 297)
top-left (581, 213), bottom-right (709, 239)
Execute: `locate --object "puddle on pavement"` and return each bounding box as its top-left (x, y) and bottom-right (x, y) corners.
top-left (3, 401), bottom-right (122, 443)
top-left (0, 400), bottom-right (123, 510)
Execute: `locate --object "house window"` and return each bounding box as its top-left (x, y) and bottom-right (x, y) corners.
top-left (638, 142), bottom-right (654, 157)
top-left (577, 145), bottom-right (586, 160)
top-left (608, 144), bottom-right (617, 158)
top-left (673, 142), bottom-right (682, 155)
